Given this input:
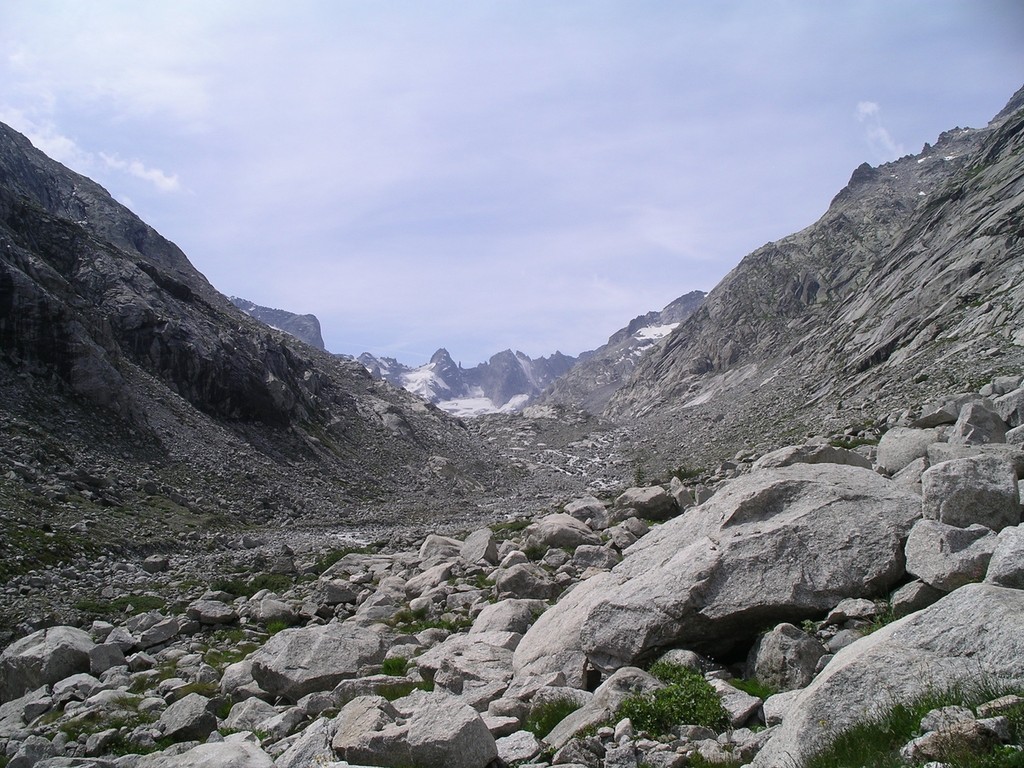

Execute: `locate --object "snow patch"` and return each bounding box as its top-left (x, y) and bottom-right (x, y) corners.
top-left (436, 392), bottom-right (530, 418)
top-left (634, 323), bottom-right (679, 341)
top-left (401, 366), bottom-right (452, 401)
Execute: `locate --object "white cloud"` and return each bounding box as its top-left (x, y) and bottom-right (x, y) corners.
top-left (0, 107), bottom-right (89, 167)
top-left (100, 153), bottom-right (181, 193)
top-left (856, 100), bottom-right (879, 120)
top-left (855, 100), bottom-right (904, 160)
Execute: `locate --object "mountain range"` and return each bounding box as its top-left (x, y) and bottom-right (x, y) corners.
top-left (1, 83), bottom-right (1022, 558)
top-left (1, 83), bottom-right (1024, 768)
top-left (235, 290), bottom-right (706, 416)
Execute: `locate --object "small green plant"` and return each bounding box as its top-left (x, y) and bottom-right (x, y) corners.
top-left (266, 619), bottom-right (291, 635)
top-left (74, 594), bottom-right (166, 618)
top-left (171, 681), bottom-right (220, 700)
top-left (490, 518), bottom-right (531, 541)
top-left (806, 684), bottom-right (1024, 768)
top-left (523, 543), bottom-right (547, 561)
top-left (381, 657), bottom-right (408, 676)
top-left (388, 607), bottom-right (472, 635)
top-left (524, 695), bottom-right (584, 739)
top-left (860, 605), bottom-right (898, 637)
top-left (250, 573), bottom-right (293, 594)
top-left (729, 677), bottom-right (776, 700)
top-left (688, 756), bottom-right (745, 768)
top-left (829, 436), bottom-right (879, 450)
top-left (672, 465), bottom-right (704, 481)
top-left (210, 577), bottom-right (252, 597)
top-left (616, 662), bottom-right (728, 736)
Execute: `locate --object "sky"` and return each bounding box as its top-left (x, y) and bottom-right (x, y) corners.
top-left (1, 2), bottom-right (1023, 366)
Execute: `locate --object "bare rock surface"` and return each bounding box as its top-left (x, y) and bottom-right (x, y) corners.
top-left (516, 464), bottom-right (920, 680)
top-left (752, 584), bottom-right (1024, 768)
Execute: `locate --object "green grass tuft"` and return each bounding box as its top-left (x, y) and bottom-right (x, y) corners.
top-left (616, 661), bottom-right (728, 736)
top-left (806, 685), bottom-right (1024, 768)
top-left (381, 657), bottom-right (409, 676)
top-left (729, 677), bottom-right (776, 700)
top-left (524, 695), bottom-right (584, 739)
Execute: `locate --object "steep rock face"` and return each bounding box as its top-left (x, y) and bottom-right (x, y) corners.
top-left (542, 290), bottom-right (705, 414)
top-left (0, 120), bottom-right (505, 536)
top-left (607, 87), bottom-right (1024, 469)
top-left (229, 297), bottom-right (326, 351)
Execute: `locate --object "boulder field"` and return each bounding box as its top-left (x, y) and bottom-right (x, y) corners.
top-left (3, 382), bottom-right (1024, 767)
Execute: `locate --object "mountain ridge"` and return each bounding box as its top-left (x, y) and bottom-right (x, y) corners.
top-left (0, 119), bottom-right (525, 563)
top-left (605, 84), bottom-right (1024, 475)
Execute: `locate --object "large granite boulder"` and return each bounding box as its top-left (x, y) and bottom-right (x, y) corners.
top-left (134, 734), bottom-right (275, 767)
top-left (905, 520), bottom-right (998, 592)
top-left (249, 621), bottom-right (386, 702)
top-left (748, 622), bottom-right (827, 692)
top-left (876, 427), bottom-right (942, 475)
top-left (751, 584), bottom-right (1024, 767)
top-left (332, 692), bottom-right (497, 768)
top-left (0, 626), bottom-right (95, 703)
top-left (513, 464), bottom-right (921, 684)
top-left (523, 513), bottom-right (601, 551)
top-left (921, 456), bottom-right (1020, 531)
top-left (984, 525), bottom-right (1024, 588)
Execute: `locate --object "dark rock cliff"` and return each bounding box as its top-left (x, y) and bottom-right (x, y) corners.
top-left (0, 121), bottom-right (510, 551)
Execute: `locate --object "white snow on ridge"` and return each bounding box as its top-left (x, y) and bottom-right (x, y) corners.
top-left (401, 366), bottom-right (451, 401)
top-left (634, 323), bottom-right (679, 342)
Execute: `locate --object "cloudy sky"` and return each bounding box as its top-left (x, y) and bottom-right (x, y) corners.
top-left (2, 2), bottom-right (1022, 366)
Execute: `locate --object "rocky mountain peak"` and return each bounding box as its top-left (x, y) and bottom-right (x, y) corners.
top-left (605, 85), bottom-right (1024, 471)
top-left (229, 296), bottom-right (326, 350)
top-left (0, 118), bottom-right (514, 545)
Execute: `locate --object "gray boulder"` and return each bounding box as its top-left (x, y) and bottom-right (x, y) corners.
top-left (496, 729), bottom-right (543, 763)
top-left (406, 692), bottom-right (499, 767)
top-left (419, 534), bottom-right (463, 564)
top-left (905, 520), bottom-right (998, 592)
top-left (926, 442), bottom-right (1024, 477)
top-left (876, 427), bottom-right (942, 475)
top-left (1, 626), bottom-right (95, 703)
top-left (890, 580), bottom-right (945, 618)
top-left (995, 386), bottom-right (1024, 427)
top-left (573, 544), bottom-right (621, 571)
top-left (470, 599), bottom-right (547, 635)
top-left (495, 562), bottom-right (558, 600)
top-left (186, 599), bottom-right (238, 626)
top-left (461, 528), bottom-right (499, 565)
top-left (751, 584), bottom-right (1024, 767)
top-left (515, 465), bottom-right (921, 682)
top-left (523, 513), bottom-right (601, 551)
top-left (157, 692), bottom-right (217, 742)
top-left (709, 678), bottom-right (763, 727)
top-left (273, 716), bottom-right (335, 768)
top-left (614, 486), bottom-right (678, 521)
top-left (249, 621), bottom-right (386, 702)
top-left (949, 402), bottom-right (1007, 445)
top-left (752, 443), bottom-right (872, 470)
top-left (134, 735), bottom-right (275, 767)
top-left (564, 495), bottom-right (611, 529)
top-left (921, 456), bottom-right (1020, 531)
top-left (332, 695), bottom-right (409, 763)
top-left (415, 631), bottom-right (517, 710)
top-left (332, 692), bottom-right (498, 768)
top-left (223, 697), bottom-right (279, 732)
top-left (749, 623), bottom-right (826, 692)
top-left (984, 525), bottom-right (1024, 588)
